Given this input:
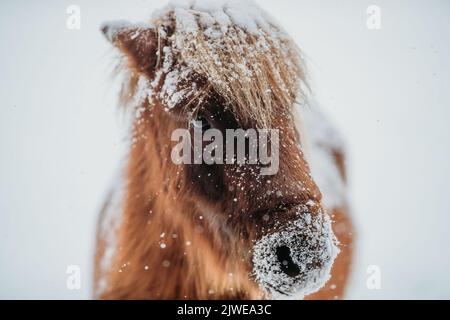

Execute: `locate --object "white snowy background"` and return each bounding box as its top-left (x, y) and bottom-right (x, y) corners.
top-left (1, 0), bottom-right (450, 299)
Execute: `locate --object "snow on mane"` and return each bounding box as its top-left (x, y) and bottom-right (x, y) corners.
top-left (157, 0), bottom-right (280, 35)
top-left (114, 0), bottom-right (307, 128)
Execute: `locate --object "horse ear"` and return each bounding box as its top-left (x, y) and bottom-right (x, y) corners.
top-left (101, 20), bottom-right (158, 76)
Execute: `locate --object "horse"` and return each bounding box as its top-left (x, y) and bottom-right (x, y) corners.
top-left (94, 0), bottom-right (354, 300)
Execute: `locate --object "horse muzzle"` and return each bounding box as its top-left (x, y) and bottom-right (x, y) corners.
top-left (251, 205), bottom-right (339, 299)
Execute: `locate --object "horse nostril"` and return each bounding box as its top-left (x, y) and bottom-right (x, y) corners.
top-left (276, 245), bottom-right (301, 277)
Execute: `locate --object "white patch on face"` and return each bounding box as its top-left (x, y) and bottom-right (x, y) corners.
top-left (294, 101), bottom-right (348, 210)
top-left (252, 207), bottom-right (339, 299)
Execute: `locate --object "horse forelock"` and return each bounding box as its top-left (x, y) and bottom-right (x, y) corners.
top-left (117, 1), bottom-right (309, 129)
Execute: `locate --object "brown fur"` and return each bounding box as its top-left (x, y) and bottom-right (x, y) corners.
top-left (94, 6), bottom-right (354, 300)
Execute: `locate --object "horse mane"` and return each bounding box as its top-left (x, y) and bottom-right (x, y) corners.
top-left (114, 1), bottom-right (309, 128)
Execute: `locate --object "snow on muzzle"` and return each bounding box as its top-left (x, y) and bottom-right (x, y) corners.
top-left (252, 206), bottom-right (340, 299)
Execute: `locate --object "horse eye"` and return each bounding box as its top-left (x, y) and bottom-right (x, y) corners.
top-left (192, 114), bottom-right (212, 131)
